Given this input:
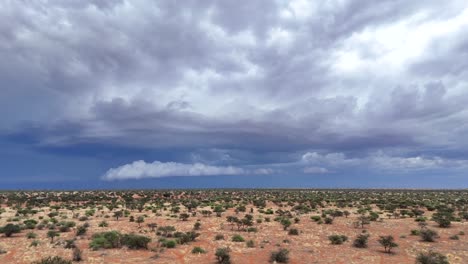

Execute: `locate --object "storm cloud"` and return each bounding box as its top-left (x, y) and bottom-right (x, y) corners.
top-left (1, 0), bottom-right (468, 187)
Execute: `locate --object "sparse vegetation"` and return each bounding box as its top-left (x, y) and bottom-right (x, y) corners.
top-left (215, 247), bottom-right (231, 264)
top-left (416, 251), bottom-right (449, 264)
top-left (270, 248), bottom-right (289, 263)
top-left (0, 189), bottom-right (465, 263)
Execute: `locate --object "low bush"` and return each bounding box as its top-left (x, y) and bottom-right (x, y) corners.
top-left (288, 228), bottom-right (299, 235)
top-left (415, 251), bottom-right (449, 264)
top-left (270, 248), bottom-right (289, 263)
top-left (328, 234), bottom-right (348, 245)
top-left (191, 246), bottom-right (206, 254)
top-left (232, 234), bottom-right (245, 242)
top-left (353, 234), bottom-right (369, 248)
top-left (122, 234), bottom-right (151, 249)
top-left (215, 248), bottom-right (231, 264)
top-left (32, 256), bottom-right (72, 264)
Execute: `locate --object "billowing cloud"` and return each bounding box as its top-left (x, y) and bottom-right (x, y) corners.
top-left (103, 160), bottom-right (275, 180)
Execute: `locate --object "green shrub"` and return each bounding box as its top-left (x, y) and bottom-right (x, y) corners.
top-left (311, 215), bottom-right (321, 222)
top-left (246, 240), bottom-right (255, 248)
top-left (192, 246), bottom-right (206, 254)
top-left (64, 239), bottom-right (76, 249)
top-left (76, 225), bottom-right (87, 236)
top-left (174, 231), bottom-right (200, 244)
top-left (416, 251), bottom-right (449, 264)
top-left (0, 224), bottom-right (21, 237)
top-left (353, 234), bottom-right (369, 248)
top-left (121, 234), bottom-right (151, 249)
top-left (30, 240), bottom-right (40, 247)
top-left (232, 234), bottom-right (245, 242)
top-left (24, 219), bottom-right (38, 229)
top-left (90, 231), bottom-right (122, 250)
top-left (27, 232), bottom-right (37, 239)
top-left (378, 235), bottom-right (398, 253)
top-left (247, 227), bottom-right (258, 233)
top-left (215, 248), bottom-right (231, 264)
top-left (162, 239), bottom-right (177, 248)
top-left (328, 235), bottom-right (348, 245)
top-left (32, 256), bottom-right (72, 264)
top-left (288, 228), bottom-right (299, 235)
top-left (270, 248), bottom-right (289, 263)
top-left (72, 248), bottom-right (82, 262)
top-left (420, 229), bottom-right (438, 242)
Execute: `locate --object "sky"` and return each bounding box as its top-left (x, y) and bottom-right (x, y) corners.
top-left (1, 0), bottom-right (468, 189)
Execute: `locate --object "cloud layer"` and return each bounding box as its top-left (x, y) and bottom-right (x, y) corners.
top-left (1, 0), bottom-right (468, 186)
top-left (102, 160), bottom-right (275, 180)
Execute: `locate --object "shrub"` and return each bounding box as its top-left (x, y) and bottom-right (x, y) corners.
top-left (353, 234), bottom-right (369, 248)
top-left (232, 234), bottom-right (245, 242)
top-left (64, 239), bottom-right (76, 249)
top-left (47, 230), bottom-right (60, 243)
top-left (90, 231), bottom-right (122, 250)
top-left (24, 219), bottom-right (38, 229)
top-left (288, 228), bottom-right (299, 235)
top-left (432, 208), bottom-right (454, 228)
top-left (215, 234), bottom-right (225, 240)
top-left (174, 231), bottom-right (200, 244)
top-left (192, 246), bottom-right (206, 254)
top-left (121, 234), bottom-right (151, 249)
top-left (324, 217), bottom-right (333, 224)
top-left (328, 235), bottom-right (348, 245)
top-left (420, 229), bottom-right (438, 242)
top-left (247, 227), bottom-right (258, 233)
top-left (270, 248), bottom-right (289, 263)
top-left (76, 225), bottom-right (87, 236)
top-left (280, 218), bottom-right (292, 230)
top-left (30, 240), bottom-right (40, 247)
top-left (0, 224), bottom-right (21, 237)
top-left (246, 240), bottom-right (255, 248)
top-left (98, 221), bottom-right (108, 227)
top-left (215, 248), bottom-right (231, 264)
top-left (415, 251), bottom-right (449, 264)
top-left (27, 232), bottom-right (37, 239)
top-left (449, 234), bottom-right (459, 240)
top-left (311, 215), bottom-right (321, 222)
top-left (162, 239), bottom-right (177, 248)
top-left (59, 226), bottom-right (70, 232)
top-left (32, 256), bottom-right (72, 264)
top-left (378, 235), bottom-right (398, 253)
top-left (72, 247), bottom-right (83, 262)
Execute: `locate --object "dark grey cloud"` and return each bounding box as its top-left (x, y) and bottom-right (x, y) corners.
top-left (1, 0), bottom-right (468, 179)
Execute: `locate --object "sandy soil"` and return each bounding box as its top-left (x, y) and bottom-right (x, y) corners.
top-left (0, 204), bottom-right (466, 263)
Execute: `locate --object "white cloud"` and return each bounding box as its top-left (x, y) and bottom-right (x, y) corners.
top-left (102, 160), bottom-right (276, 180)
top-left (301, 152), bottom-right (358, 166)
top-left (301, 151), bottom-right (468, 172)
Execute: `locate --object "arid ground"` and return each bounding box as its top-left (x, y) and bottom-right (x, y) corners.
top-left (0, 190), bottom-right (466, 263)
